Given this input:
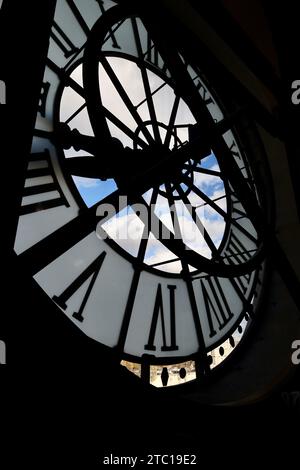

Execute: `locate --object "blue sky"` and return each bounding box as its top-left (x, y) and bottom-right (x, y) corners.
top-left (72, 176), bottom-right (117, 207)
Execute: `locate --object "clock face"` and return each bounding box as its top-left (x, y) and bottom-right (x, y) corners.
top-left (14, 0), bottom-right (268, 387)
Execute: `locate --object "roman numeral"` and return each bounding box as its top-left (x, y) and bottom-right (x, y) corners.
top-left (142, 29), bottom-right (168, 73)
top-left (18, 188), bottom-right (121, 276)
top-left (224, 232), bottom-right (253, 293)
top-left (229, 139), bottom-right (241, 160)
top-left (195, 80), bottom-right (214, 105)
top-left (131, 17), bottom-right (162, 143)
top-left (66, 0), bottom-right (90, 37)
top-left (201, 277), bottom-right (234, 338)
top-left (20, 149), bottom-right (69, 215)
top-left (38, 82), bottom-right (50, 117)
top-left (0, 79), bottom-right (6, 104)
top-left (226, 232), bottom-right (253, 262)
top-left (51, 20), bottom-right (79, 58)
top-left (146, 34), bottom-right (159, 67)
top-left (231, 193), bottom-right (247, 221)
top-left (0, 339), bottom-right (6, 365)
top-left (52, 251), bottom-right (106, 322)
top-left (144, 284), bottom-right (178, 352)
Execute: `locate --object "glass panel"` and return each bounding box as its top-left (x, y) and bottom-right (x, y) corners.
top-left (99, 62), bottom-right (137, 132)
top-left (72, 176), bottom-right (117, 208)
top-left (102, 206), bottom-right (145, 257)
top-left (121, 360), bottom-right (141, 378)
top-left (150, 361), bottom-right (196, 387)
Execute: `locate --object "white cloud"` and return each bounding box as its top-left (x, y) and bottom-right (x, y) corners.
top-left (73, 176), bottom-right (100, 188)
top-left (145, 253), bottom-right (182, 274)
top-left (102, 210), bottom-right (145, 256)
top-left (193, 170), bottom-right (223, 192)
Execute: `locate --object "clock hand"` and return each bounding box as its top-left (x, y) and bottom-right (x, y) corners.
top-left (34, 125), bottom-right (139, 180)
top-left (56, 109), bottom-right (244, 188)
top-left (55, 122), bottom-right (124, 155)
top-left (35, 125), bottom-right (150, 180)
top-left (60, 127), bottom-right (208, 187)
top-left (33, 122), bottom-right (265, 276)
top-left (117, 109), bottom-right (244, 193)
top-left (39, 107), bottom-right (262, 239)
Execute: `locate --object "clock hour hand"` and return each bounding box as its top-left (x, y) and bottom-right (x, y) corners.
top-left (33, 123), bottom-right (146, 181)
top-left (55, 122), bottom-right (137, 180)
top-left (55, 122), bottom-right (123, 156)
top-left (63, 156), bottom-right (112, 180)
top-left (62, 123), bottom-right (210, 186)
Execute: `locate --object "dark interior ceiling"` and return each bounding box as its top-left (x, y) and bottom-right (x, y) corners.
top-left (222, 0), bottom-right (279, 70)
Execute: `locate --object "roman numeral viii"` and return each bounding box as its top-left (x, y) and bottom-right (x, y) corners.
top-left (144, 284), bottom-right (178, 352)
top-left (52, 251), bottom-right (106, 322)
top-left (20, 149), bottom-right (69, 215)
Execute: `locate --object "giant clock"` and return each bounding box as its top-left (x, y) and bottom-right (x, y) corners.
top-left (14, 0), bottom-right (270, 387)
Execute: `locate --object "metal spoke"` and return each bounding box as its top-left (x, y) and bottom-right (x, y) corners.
top-left (149, 257), bottom-right (180, 268)
top-left (164, 183), bottom-right (209, 371)
top-left (65, 102), bottom-right (87, 125)
top-left (116, 188), bottom-right (159, 353)
top-left (135, 81), bottom-right (167, 110)
top-left (182, 174), bottom-right (257, 244)
top-left (174, 182), bottom-right (220, 257)
top-left (131, 18), bottom-right (162, 144)
top-left (102, 105), bottom-right (148, 149)
top-left (101, 55), bottom-right (156, 146)
top-left (164, 94), bottom-right (180, 149)
top-left (164, 182), bottom-right (183, 241)
top-left (184, 164), bottom-right (222, 177)
top-left (47, 58), bottom-right (85, 98)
